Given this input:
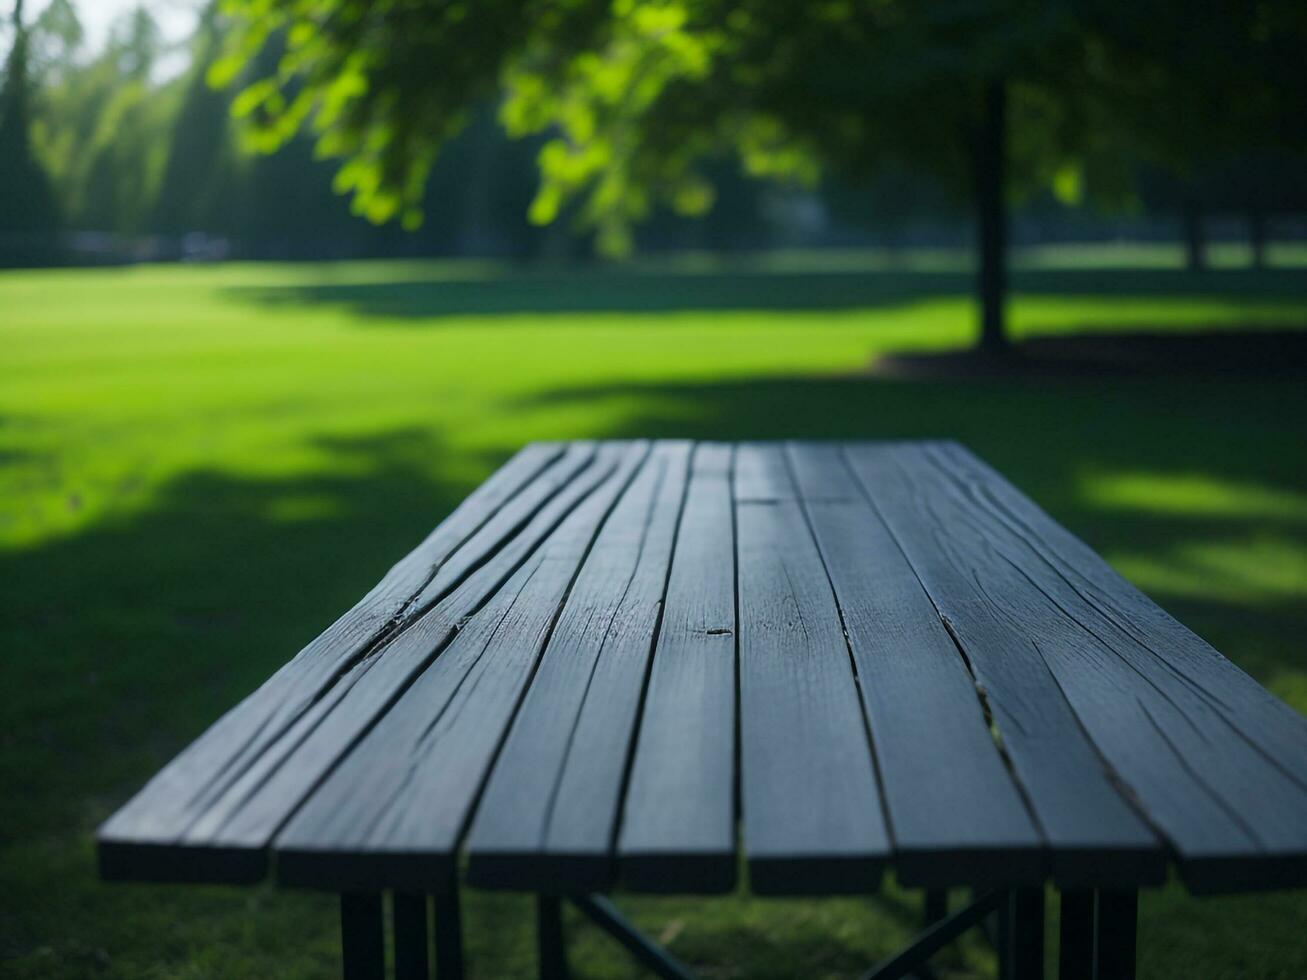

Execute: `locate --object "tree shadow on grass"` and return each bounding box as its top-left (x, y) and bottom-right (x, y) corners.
top-left (0, 414), bottom-right (50, 472)
top-left (222, 265), bottom-right (1307, 322)
top-left (874, 327), bottom-right (1307, 378)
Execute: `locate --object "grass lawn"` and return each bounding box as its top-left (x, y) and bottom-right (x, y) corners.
top-left (3, 253), bottom-right (1307, 978)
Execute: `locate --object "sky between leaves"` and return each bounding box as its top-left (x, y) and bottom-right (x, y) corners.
top-left (19, 0), bottom-right (198, 78)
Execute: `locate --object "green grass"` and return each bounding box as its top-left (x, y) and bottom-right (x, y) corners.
top-left (3, 254), bottom-right (1307, 978)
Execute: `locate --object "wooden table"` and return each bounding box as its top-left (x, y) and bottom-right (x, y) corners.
top-left (98, 440), bottom-right (1307, 980)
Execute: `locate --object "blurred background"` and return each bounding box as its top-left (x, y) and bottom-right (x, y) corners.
top-left (3, 1), bottom-right (1306, 977)
top-left (3, 0), bottom-right (1307, 271)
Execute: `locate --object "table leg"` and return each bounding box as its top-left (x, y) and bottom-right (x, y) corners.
top-left (537, 894), bottom-right (568, 980)
top-left (1093, 890), bottom-right (1137, 980)
top-left (1058, 891), bottom-right (1093, 980)
top-left (996, 892), bottom-right (1012, 979)
top-left (1007, 888), bottom-right (1044, 979)
top-left (340, 893), bottom-right (384, 980)
top-left (394, 893), bottom-right (429, 980)
top-left (924, 889), bottom-right (948, 927)
top-left (434, 879), bottom-right (465, 980)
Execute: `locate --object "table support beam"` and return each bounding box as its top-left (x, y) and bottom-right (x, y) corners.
top-left (571, 895), bottom-right (698, 980)
top-left (970, 887), bottom-right (1001, 954)
top-left (340, 893), bottom-right (384, 980)
top-left (1093, 890), bottom-right (1137, 980)
top-left (862, 889), bottom-right (1004, 980)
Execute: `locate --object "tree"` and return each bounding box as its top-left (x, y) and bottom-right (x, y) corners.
top-left (1210, 152), bottom-right (1307, 269)
top-left (209, 1), bottom-right (1065, 349)
top-left (0, 0), bottom-right (60, 241)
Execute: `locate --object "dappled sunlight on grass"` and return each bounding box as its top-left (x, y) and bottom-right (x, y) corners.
top-left (1106, 536), bottom-right (1307, 603)
top-left (1082, 471), bottom-right (1307, 521)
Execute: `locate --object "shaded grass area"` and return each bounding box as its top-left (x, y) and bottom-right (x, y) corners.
top-left (3, 255), bottom-right (1307, 978)
top-left (225, 265), bottom-right (1307, 320)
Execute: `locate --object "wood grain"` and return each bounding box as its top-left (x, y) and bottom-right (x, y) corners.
top-left (845, 443), bottom-right (1164, 888)
top-left (918, 441), bottom-right (1307, 891)
top-left (787, 442), bottom-right (1044, 887)
top-left (465, 442), bottom-right (691, 892)
top-left (617, 443), bottom-right (739, 893)
top-left (735, 443), bottom-right (889, 894)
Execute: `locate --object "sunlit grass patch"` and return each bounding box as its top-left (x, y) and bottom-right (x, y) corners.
top-left (1082, 471), bottom-right (1307, 521)
top-left (1108, 536), bottom-right (1307, 603)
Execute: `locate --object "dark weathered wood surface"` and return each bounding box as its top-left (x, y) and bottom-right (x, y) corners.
top-left (99, 440), bottom-right (1307, 896)
top-left (465, 442), bottom-right (690, 891)
top-left (616, 443), bottom-right (738, 893)
top-left (914, 442), bottom-right (1307, 891)
top-left (846, 443), bottom-right (1165, 888)
top-left (734, 443), bottom-right (890, 893)
top-left (786, 443), bottom-right (1043, 886)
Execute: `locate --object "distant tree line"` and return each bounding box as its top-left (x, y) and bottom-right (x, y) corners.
top-left (0, 0), bottom-right (61, 260)
top-left (0, 1), bottom-right (555, 263)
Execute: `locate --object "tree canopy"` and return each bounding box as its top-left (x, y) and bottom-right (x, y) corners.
top-left (212, 0), bottom-right (1305, 249)
top-left (3, 1), bottom-right (1303, 292)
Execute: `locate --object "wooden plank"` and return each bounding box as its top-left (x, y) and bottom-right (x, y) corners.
top-left (845, 443), bottom-right (1165, 889)
top-left (783, 440), bottom-right (862, 502)
top-left (733, 443), bottom-right (890, 894)
top-left (274, 443), bottom-right (652, 891)
top-left (785, 442), bottom-right (1044, 887)
top-left (464, 441), bottom-right (691, 892)
top-left (97, 442), bottom-right (614, 882)
top-left (615, 443), bottom-right (738, 893)
top-left (917, 441), bottom-right (1307, 892)
top-left (733, 438), bottom-right (795, 502)
top-left (933, 441), bottom-right (1307, 790)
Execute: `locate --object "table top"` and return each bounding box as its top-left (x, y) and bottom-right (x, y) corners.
top-left (98, 440), bottom-right (1307, 897)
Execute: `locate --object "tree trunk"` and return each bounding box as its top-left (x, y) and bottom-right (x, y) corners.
top-left (1181, 193), bottom-right (1205, 273)
top-left (1248, 208), bottom-right (1267, 269)
top-left (973, 78), bottom-right (1008, 354)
